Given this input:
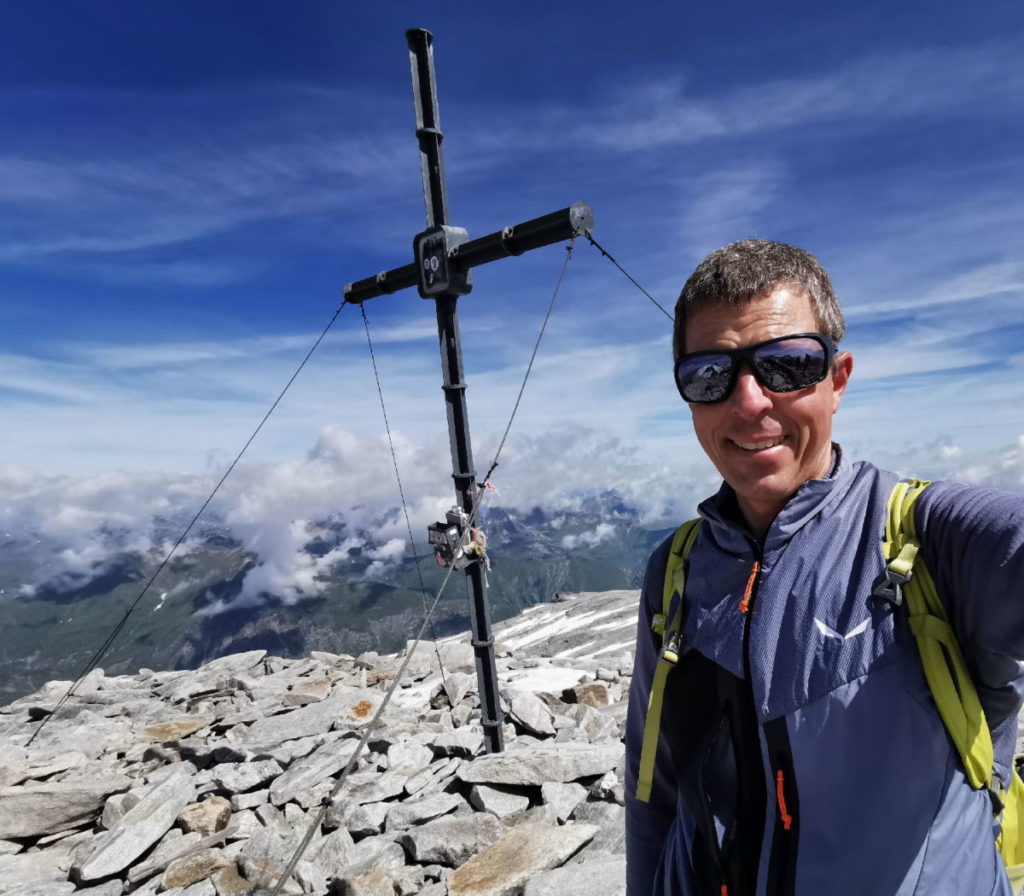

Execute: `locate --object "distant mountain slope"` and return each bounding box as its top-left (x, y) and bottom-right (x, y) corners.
top-left (0, 493), bottom-right (673, 703)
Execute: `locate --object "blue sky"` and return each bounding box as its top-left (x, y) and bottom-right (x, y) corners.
top-left (3, 2), bottom-right (1023, 592)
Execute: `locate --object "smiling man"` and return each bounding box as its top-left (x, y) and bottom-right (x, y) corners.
top-left (625, 240), bottom-right (1024, 896)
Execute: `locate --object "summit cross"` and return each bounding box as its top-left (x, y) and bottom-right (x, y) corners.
top-left (344, 28), bottom-right (594, 753)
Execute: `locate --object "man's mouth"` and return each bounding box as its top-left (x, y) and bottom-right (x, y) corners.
top-left (731, 436), bottom-right (786, 452)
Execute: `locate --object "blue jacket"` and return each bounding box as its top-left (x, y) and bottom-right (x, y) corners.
top-left (625, 449), bottom-right (1024, 896)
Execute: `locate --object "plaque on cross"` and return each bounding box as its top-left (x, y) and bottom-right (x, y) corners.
top-left (343, 28), bottom-right (594, 754)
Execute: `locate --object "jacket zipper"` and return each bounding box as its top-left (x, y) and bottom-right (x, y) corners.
top-left (698, 711), bottom-right (734, 890)
top-left (739, 555), bottom-right (799, 896)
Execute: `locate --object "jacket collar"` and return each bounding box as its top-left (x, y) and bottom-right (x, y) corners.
top-left (697, 443), bottom-right (854, 555)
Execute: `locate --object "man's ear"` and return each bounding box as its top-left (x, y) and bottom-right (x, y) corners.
top-left (831, 351), bottom-right (853, 413)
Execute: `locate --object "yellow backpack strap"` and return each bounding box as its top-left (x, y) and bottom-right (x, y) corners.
top-left (886, 480), bottom-right (995, 793)
top-left (636, 519), bottom-right (701, 803)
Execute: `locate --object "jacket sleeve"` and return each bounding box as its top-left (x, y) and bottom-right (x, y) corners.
top-left (916, 481), bottom-right (1024, 774)
top-left (625, 535), bottom-right (685, 896)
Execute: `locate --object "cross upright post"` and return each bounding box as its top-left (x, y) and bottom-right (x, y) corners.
top-left (343, 28), bottom-right (594, 755)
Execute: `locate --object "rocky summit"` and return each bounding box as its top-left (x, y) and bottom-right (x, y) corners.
top-left (0, 590), bottom-right (639, 896)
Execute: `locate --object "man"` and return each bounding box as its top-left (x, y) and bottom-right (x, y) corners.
top-left (625, 239), bottom-right (1024, 895)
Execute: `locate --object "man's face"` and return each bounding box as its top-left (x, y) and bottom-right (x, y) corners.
top-left (684, 286), bottom-right (853, 534)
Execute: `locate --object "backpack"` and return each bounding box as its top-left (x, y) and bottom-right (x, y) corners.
top-left (634, 478), bottom-right (1024, 891)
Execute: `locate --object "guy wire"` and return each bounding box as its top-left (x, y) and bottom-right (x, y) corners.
top-left (28, 300), bottom-right (350, 746)
top-left (358, 301), bottom-right (451, 697)
top-left (582, 230), bottom-right (674, 322)
top-left (267, 485), bottom-right (494, 896)
top-left (270, 240), bottom-right (579, 894)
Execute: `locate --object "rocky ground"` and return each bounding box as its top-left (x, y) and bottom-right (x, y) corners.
top-left (0, 590), bottom-right (640, 896)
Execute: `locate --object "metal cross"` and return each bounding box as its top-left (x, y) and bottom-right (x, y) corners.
top-left (344, 28), bottom-right (594, 753)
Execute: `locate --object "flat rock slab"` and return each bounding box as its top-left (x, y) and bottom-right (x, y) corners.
top-left (0, 778), bottom-right (130, 839)
top-left (242, 689), bottom-right (381, 746)
top-left (72, 767), bottom-right (197, 881)
top-left (143, 718), bottom-right (212, 742)
top-left (524, 854), bottom-right (625, 896)
top-left (449, 821), bottom-right (598, 896)
top-left (268, 736), bottom-right (359, 806)
top-left (457, 743), bottom-right (622, 786)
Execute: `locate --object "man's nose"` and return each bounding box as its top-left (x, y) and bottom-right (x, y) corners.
top-left (730, 363), bottom-right (773, 415)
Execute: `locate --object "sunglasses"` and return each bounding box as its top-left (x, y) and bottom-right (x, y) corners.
top-left (674, 333), bottom-right (837, 404)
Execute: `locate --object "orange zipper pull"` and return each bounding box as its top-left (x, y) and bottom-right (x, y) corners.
top-left (739, 560), bottom-right (760, 613)
top-left (776, 769), bottom-right (793, 830)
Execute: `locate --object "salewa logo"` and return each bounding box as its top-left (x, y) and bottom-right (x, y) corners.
top-left (813, 617), bottom-right (871, 641)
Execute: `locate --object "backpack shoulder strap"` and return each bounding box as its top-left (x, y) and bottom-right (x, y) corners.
top-left (635, 518), bottom-right (701, 803)
top-left (884, 479), bottom-right (995, 792)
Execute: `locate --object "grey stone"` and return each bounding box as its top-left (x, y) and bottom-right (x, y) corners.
top-left (0, 749), bottom-right (89, 787)
top-left (458, 743), bottom-right (622, 787)
top-left (347, 768), bottom-right (409, 805)
top-left (213, 759), bottom-right (283, 793)
top-left (404, 756), bottom-right (461, 797)
top-left (331, 842), bottom-right (406, 896)
top-left (387, 740), bottom-right (433, 773)
top-left (525, 853), bottom-right (625, 896)
top-left (508, 691), bottom-right (555, 737)
top-left (587, 769), bottom-right (624, 803)
top-left (126, 830), bottom-right (202, 884)
top-left (283, 676), bottom-right (332, 705)
top-left (448, 822), bottom-right (599, 896)
top-left (230, 787), bottom-right (269, 811)
top-left (101, 790), bottom-right (141, 830)
top-left (237, 829), bottom-right (307, 895)
top-left (0, 839), bottom-right (21, 855)
top-left (197, 650), bottom-right (268, 676)
top-left (325, 798), bottom-right (389, 837)
top-left (564, 682), bottom-right (610, 707)
top-left (269, 736), bottom-right (360, 806)
top-left (540, 782), bottom-right (587, 822)
top-left (398, 813), bottom-right (504, 866)
top-left (0, 778), bottom-right (130, 838)
top-left (468, 784), bottom-right (531, 818)
top-left (562, 703), bottom-right (617, 743)
top-left (432, 727), bottom-right (484, 758)
top-left (72, 767), bottom-right (198, 881)
top-left (0, 849), bottom-right (69, 888)
top-left (443, 672), bottom-right (477, 709)
top-left (571, 802), bottom-right (626, 856)
top-left (385, 791), bottom-right (465, 831)
top-left (74, 882), bottom-right (124, 896)
top-left (311, 826), bottom-right (355, 877)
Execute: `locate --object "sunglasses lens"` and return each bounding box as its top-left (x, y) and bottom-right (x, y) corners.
top-left (676, 354), bottom-right (734, 403)
top-left (752, 337), bottom-right (828, 392)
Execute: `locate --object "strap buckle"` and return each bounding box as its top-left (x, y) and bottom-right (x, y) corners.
top-left (872, 566), bottom-right (912, 607)
top-left (660, 631), bottom-right (681, 666)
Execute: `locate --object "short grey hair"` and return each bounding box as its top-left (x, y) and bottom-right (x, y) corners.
top-left (673, 239), bottom-right (845, 361)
